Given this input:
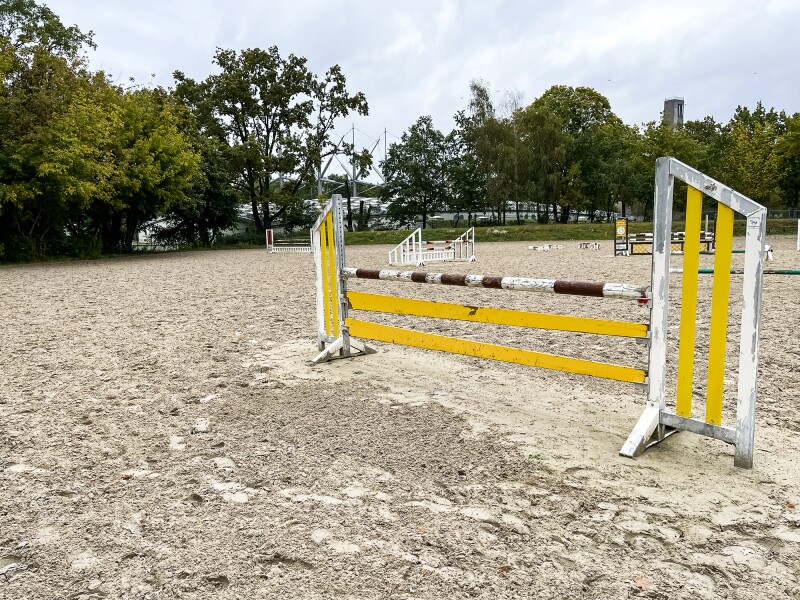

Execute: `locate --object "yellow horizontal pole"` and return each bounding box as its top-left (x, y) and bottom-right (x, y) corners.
top-left (347, 291), bottom-right (648, 338)
top-left (345, 318), bottom-right (647, 384)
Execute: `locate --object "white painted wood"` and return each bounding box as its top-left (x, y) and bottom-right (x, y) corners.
top-left (269, 246), bottom-right (313, 253)
top-left (621, 156), bottom-right (673, 458)
top-left (341, 268), bottom-right (648, 299)
top-left (624, 156), bottom-right (768, 468)
top-left (600, 282), bottom-right (652, 300)
top-left (312, 222), bottom-right (326, 348)
top-left (388, 227), bottom-right (476, 265)
top-left (734, 209), bottom-right (767, 468)
top-left (620, 404), bottom-right (660, 458)
top-left (331, 195), bottom-right (349, 355)
top-left (312, 336), bottom-right (343, 363)
top-left (267, 228), bottom-right (314, 254)
top-left (669, 159), bottom-right (763, 216)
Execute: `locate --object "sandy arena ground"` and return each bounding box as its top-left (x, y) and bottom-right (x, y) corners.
top-left (1, 235), bottom-right (799, 599)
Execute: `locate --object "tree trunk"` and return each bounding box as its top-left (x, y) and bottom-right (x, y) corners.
top-left (262, 201), bottom-right (272, 232)
top-left (123, 210), bottom-right (139, 253)
top-left (101, 211), bottom-right (123, 254)
top-left (251, 198), bottom-right (264, 233)
top-left (245, 166), bottom-right (265, 234)
top-left (356, 201), bottom-right (372, 230)
top-left (262, 202), bottom-right (287, 232)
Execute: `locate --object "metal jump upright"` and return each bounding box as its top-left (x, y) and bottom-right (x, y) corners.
top-left (620, 158), bottom-right (767, 468)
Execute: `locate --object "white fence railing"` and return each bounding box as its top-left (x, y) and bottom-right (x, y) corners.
top-left (388, 227), bottom-right (476, 266)
top-left (266, 229), bottom-right (313, 254)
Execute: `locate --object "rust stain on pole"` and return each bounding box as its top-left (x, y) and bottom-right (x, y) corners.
top-left (440, 274), bottom-right (467, 286)
top-left (355, 268), bottom-right (381, 280)
top-left (481, 276), bottom-right (504, 288)
top-left (553, 281), bottom-right (606, 297)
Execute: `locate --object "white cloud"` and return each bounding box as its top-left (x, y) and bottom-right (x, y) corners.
top-left (44, 0), bottom-right (800, 172)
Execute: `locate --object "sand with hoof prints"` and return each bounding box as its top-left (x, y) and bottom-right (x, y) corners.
top-left (1, 236), bottom-right (799, 599)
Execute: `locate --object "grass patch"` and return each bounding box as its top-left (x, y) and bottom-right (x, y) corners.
top-left (344, 218), bottom-right (799, 245)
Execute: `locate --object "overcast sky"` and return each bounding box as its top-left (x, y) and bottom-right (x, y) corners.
top-left (45, 0), bottom-right (800, 172)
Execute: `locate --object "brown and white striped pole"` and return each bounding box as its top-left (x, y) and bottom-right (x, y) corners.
top-left (342, 268), bottom-right (649, 301)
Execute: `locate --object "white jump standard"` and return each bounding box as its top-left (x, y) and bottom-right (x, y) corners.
top-left (266, 229), bottom-right (313, 253)
top-left (389, 227), bottom-right (476, 266)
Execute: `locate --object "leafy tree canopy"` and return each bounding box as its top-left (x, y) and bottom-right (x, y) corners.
top-left (0, 0), bottom-right (94, 58)
top-left (173, 46), bottom-right (368, 233)
top-left (381, 115), bottom-right (447, 229)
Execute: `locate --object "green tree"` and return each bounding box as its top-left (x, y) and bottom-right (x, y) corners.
top-left (683, 116), bottom-right (728, 180)
top-left (0, 0), bottom-right (94, 58)
top-left (448, 80), bottom-right (493, 223)
top-left (0, 1), bottom-right (199, 260)
top-left (445, 124), bottom-right (485, 227)
top-left (722, 118), bottom-right (781, 207)
top-left (531, 85), bottom-right (620, 222)
top-left (381, 116), bottom-right (447, 229)
top-left (579, 121), bottom-right (642, 221)
top-left (777, 113), bottom-right (800, 209)
top-left (0, 45), bottom-right (111, 259)
top-left (730, 102), bottom-right (786, 136)
top-left (0, 1), bottom-right (101, 259)
top-left (513, 105), bottom-right (566, 222)
top-left (173, 47), bottom-right (367, 233)
top-left (152, 134), bottom-right (238, 247)
top-left (103, 88), bottom-right (200, 252)
top-left (533, 85), bottom-right (616, 136)
top-left (474, 116), bottom-right (516, 223)
top-left (719, 103), bottom-right (783, 207)
top-left (458, 82), bottom-right (523, 223)
top-left (635, 120), bottom-right (706, 217)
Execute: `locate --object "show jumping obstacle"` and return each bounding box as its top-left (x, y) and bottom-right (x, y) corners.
top-left (313, 157), bottom-right (768, 468)
top-left (672, 267), bottom-right (800, 275)
top-left (614, 217), bottom-right (716, 256)
top-left (528, 244), bottom-right (564, 251)
top-left (266, 229), bottom-right (313, 254)
top-left (389, 227), bottom-right (476, 266)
